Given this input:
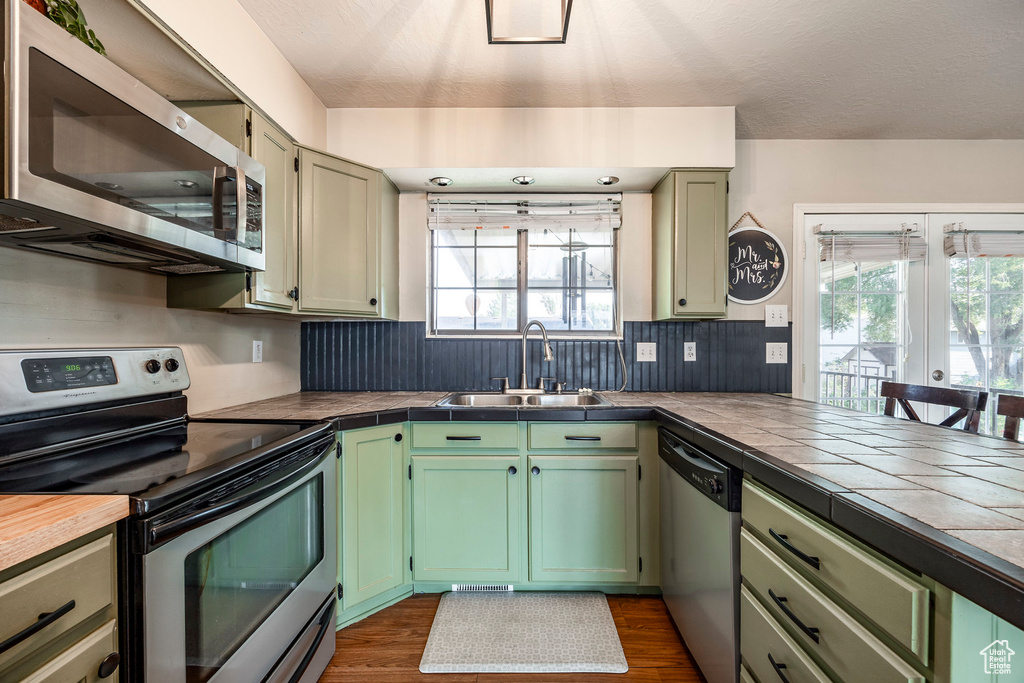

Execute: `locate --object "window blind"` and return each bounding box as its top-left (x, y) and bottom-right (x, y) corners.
top-left (818, 236), bottom-right (927, 262)
top-left (943, 227), bottom-right (1024, 258)
top-left (428, 194), bottom-right (621, 231)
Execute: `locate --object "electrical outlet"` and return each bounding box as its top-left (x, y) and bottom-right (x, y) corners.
top-left (684, 342), bottom-right (697, 362)
top-left (766, 343), bottom-right (788, 364)
top-left (253, 340), bottom-right (263, 363)
top-left (636, 342), bottom-right (657, 362)
top-left (765, 305), bottom-right (789, 328)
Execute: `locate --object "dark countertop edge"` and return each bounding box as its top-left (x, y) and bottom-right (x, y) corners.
top-left (833, 493), bottom-right (1024, 629)
top-left (232, 398), bottom-right (1024, 630)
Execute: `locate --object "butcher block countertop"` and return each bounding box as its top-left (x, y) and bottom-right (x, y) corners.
top-left (199, 390), bottom-right (1024, 628)
top-left (0, 495), bottom-right (129, 572)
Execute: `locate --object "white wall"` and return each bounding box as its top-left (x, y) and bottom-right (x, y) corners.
top-left (328, 107), bottom-right (735, 170)
top-left (143, 0), bottom-right (327, 147)
top-left (726, 139), bottom-right (1024, 320)
top-left (394, 140), bottom-right (1024, 324)
top-left (0, 249), bottom-right (299, 414)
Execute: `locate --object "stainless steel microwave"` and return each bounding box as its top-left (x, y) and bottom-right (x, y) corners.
top-left (0, 1), bottom-right (265, 273)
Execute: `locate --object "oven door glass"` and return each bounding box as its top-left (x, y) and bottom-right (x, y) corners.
top-left (27, 47), bottom-right (262, 249)
top-left (183, 476), bottom-right (324, 683)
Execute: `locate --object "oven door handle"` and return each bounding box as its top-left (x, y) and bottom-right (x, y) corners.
top-left (144, 438), bottom-right (333, 551)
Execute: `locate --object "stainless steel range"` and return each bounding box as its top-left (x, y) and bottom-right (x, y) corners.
top-left (0, 348), bottom-right (337, 683)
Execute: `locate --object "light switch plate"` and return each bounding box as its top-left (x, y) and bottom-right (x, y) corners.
top-left (766, 343), bottom-right (787, 364)
top-left (765, 305), bottom-right (788, 327)
top-left (636, 342), bottom-right (657, 362)
top-left (253, 340), bottom-right (263, 363)
top-left (684, 342), bottom-right (696, 362)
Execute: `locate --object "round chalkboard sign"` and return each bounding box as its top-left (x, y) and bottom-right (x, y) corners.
top-left (728, 226), bottom-right (788, 304)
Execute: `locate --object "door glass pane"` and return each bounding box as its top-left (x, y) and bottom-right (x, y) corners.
top-left (819, 259), bottom-right (905, 414)
top-left (184, 476), bottom-right (324, 683)
top-left (28, 49), bottom-right (261, 249)
top-left (949, 256), bottom-right (1024, 434)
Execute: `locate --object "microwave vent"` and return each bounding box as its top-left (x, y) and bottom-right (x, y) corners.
top-left (0, 215), bottom-right (55, 233)
top-left (151, 263), bottom-right (225, 274)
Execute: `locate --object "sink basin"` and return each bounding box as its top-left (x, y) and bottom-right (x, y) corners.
top-left (435, 392), bottom-right (613, 407)
top-left (439, 393), bottom-right (523, 406)
top-left (524, 394), bottom-right (612, 406)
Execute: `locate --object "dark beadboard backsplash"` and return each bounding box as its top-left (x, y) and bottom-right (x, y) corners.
top-left (302, 321), bottom-right (792, 393)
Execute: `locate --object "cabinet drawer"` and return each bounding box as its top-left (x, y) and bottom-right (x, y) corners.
top-left (739, 664), bottom-right (757, 683)
top-left (742, 481), bottom-right (930, 662)
top-left (0, 535), bottom-right (115, 670)
top-left (741, 530), bottom-right (925, 683)
top-left (410, 422), bottom-right (519, 450)
top-left (21, 620), bottom-right (117, 683)
top-left (741, 585), bottom-right (831, 683)
top-left (528, 422), bottom-right (637, 450)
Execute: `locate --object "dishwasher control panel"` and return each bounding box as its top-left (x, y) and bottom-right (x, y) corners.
top-left (658, 428), bottom-right (741, 511)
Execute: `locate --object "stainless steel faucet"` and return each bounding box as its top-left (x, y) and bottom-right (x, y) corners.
top-left (513, 320), bottom-right (554, 393)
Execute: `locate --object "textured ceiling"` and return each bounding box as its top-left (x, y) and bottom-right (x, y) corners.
top-left (236, 0), bottom-right (1024, 139)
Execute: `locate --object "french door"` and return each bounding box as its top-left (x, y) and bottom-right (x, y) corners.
top-left (798, 208), bottom-right (1024, 436)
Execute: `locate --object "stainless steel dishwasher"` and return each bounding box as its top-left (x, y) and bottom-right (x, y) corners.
top-left (659, 427), bottom-right (741, 683)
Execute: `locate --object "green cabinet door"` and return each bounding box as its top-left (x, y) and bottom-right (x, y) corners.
top-left (249, 112), bottom-right (297, 310)
top-left (298, 147), bottom-right (381, 315)
top-left (652, 170), bottom-right (729, 320)
top-left (340, 426), bottom-right (405, 611)
top-left (412, 456), bottom-right (521, 583)
top-left (528, 456), bottom-right (639, 583)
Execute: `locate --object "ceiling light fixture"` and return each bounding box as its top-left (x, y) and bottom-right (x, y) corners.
top-left (597, 176), bottom-right (620, 186)
top-left (512, 176), bottom-right (536, 185)
top-left (429, 177), bottom-right (454, 187)
top-left (485, 0), bottom-right (573, 44)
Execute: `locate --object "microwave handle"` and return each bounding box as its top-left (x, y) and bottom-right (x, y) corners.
top-left (212, 165), bottom-right (247, 245)
top-left (233, 165), bottom-right (248, 248)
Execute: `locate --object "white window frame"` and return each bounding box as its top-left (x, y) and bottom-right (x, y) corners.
top-left (793, 203), bottom-right (1024, 403)
top-left (426, 200), bottom-right (623, 340)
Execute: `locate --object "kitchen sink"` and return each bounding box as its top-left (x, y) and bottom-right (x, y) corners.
top-left (524, 394), bottom-right (612, 406)
top-left (438, 393), bottom-right (523, 406)
top-left (435, 392), bottom-right (613, 407)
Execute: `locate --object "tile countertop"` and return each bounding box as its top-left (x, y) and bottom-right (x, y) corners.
top-left (199, 391), bottom-right (1024, 627)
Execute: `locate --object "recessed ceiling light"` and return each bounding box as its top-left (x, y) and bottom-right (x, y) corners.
top-left (512, 175), bottom-right (535, 186)
top-left (95, 181), bottom-right (123, 191)
top-left (429, 177), bottom-right (454, 187)
top-left (175, 179), bottom-right (198, 189)
top-left (597, 176), bottom-right (619, 186)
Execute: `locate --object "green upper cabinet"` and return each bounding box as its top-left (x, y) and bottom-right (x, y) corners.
top-left (652, 170), bottom-right (729, 320)
top-left (528, 455), bottom-right (639, 583)
top-left (412, 455), bottom-right (521, 583)
top-left (339, 426), bottom-right (406, 613)
top-left (297, 147), bottom-right (398, 318)
top-left (166, 102), bottom-right (297, 312)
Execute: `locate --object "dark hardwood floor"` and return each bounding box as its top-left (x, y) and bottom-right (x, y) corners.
top-left (320, 594), bottom-right (707, 682)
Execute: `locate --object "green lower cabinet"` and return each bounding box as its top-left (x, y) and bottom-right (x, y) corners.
top-left (950, 592), bottom-right (1024, 683)
top-left (528, 455), bottom-right (639, 583)
top-left (339, 426), bottom-right (407, 614)
top-left (412, 456), bottom-right (521, 583)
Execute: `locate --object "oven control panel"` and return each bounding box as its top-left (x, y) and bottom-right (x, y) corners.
top-left (0, 348), bottom-right (189, 416)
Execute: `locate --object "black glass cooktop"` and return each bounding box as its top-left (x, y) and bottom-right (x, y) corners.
top-left (0, 421), bottom-right (306, 500)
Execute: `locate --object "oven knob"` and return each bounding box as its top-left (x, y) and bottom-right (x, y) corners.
top-left (145, 359), bottom-right (161, 374)
top-left (165, 358), bottom-right (180, 372)
top-left (707, 479), bottom-right (722, 494)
